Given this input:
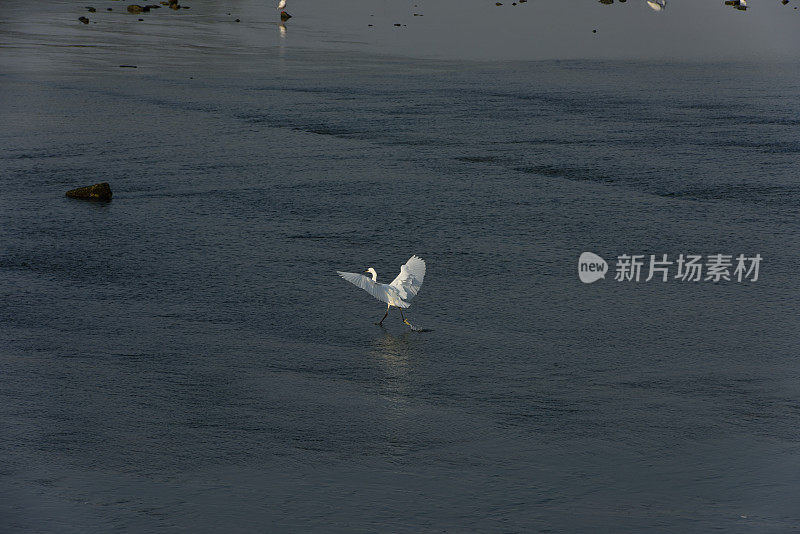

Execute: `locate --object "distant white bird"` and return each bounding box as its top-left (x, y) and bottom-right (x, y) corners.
top-left (277, 0), bottom-right (286, 10)
top-left (337, 255), bottom-right (426, 327)
top-left (646, 0), bottom-right (666, 11)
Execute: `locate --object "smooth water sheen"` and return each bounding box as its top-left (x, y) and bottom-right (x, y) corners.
top-left (2, 0), bottom-right (800, 532)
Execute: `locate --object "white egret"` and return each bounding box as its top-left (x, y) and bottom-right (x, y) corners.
top-left (277, 0), bottom-right (286, 10)
top-left (337, 255), bottom-right (426, 327)
top-left (646, 0), bottom-right (666, 11)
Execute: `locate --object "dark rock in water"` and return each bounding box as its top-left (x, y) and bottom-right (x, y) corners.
top-left (280, 11), bottom-right (291, 21)
top-left (66, 183), bottom-right (113, 201)
top-left (599, 0), bottom-right (613, 5)
top-left (235, 18), bottom-right (240, 22)
top-left (86, 6), bottom-right (96, 12)
top-left (142, 5), bottom-right (150, 11)
top-left (182, 5), bottom-right (189, 8)
top-left (119, 64), bottom-right (137, 68)
top-left (138, 18), bottom-right (143, 20)
top-left (79, 16), bottom-right (90, 24)
top-left (127, 4), bottom-right (143, 13)
top-left (107, 7), bottom-right (112, 10)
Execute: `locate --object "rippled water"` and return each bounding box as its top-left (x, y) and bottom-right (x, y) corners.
top-left (2, 0), bottom-right (800, 532)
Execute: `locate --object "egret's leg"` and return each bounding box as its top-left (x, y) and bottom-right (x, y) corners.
top-left (400, 309), bottom-right (412, 327)
top-left (376, 305), bottom-right (389, 326)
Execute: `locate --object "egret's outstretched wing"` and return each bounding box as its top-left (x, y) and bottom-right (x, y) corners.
top-left (337, 271), bottom-right (392, 304)
top-left (389, 255), bottom-right (426, 301)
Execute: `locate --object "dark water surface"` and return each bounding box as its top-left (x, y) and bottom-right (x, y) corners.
top-left (2, 1), bottom-right (800, 532)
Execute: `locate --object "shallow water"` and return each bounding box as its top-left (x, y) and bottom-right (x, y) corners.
top-left (2, 0), bottom-right (800, 532)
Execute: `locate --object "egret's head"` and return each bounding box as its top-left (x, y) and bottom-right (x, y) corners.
top-left (365, 267), bottom-right (378, 282)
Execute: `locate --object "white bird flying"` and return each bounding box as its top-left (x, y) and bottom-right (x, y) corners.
top-left (337, 255), bottom-right (426, 327)
top-left (277, 0), bottom-right (286, 10)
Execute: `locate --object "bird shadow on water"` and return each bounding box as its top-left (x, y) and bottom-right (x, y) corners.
top-left (406, 321), bottom-right (434, 333)
top-left (376, 323), bottom-right (433, 334)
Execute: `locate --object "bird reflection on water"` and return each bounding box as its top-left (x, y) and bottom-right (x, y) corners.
top-left (370, 330), bottom-right (416, 404)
